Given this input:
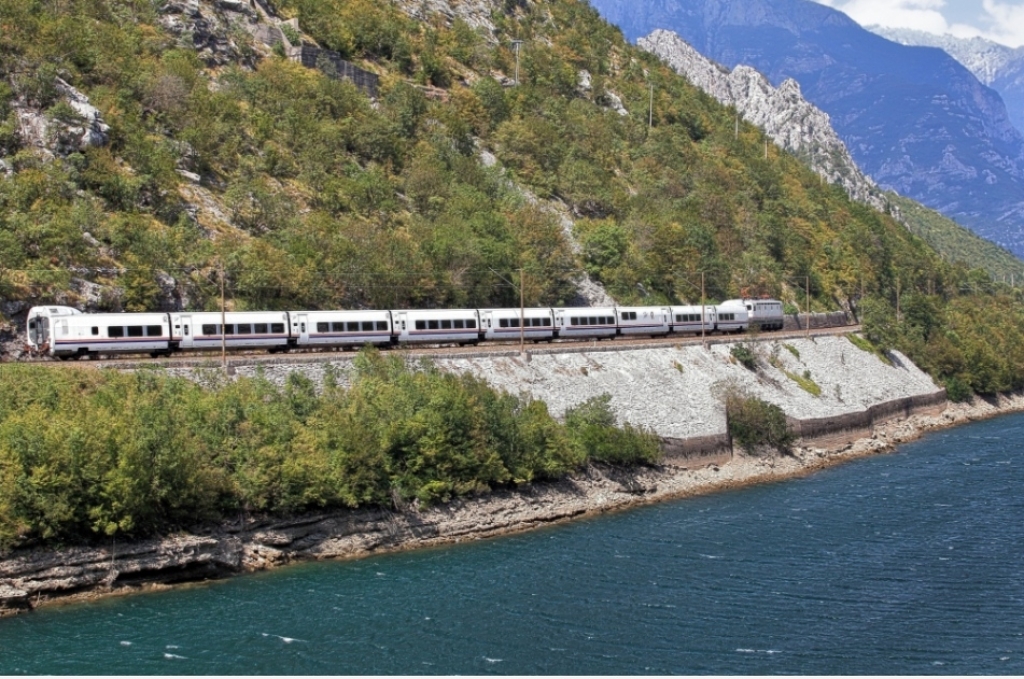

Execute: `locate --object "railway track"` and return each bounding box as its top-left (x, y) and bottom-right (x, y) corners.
top-left (7, 323), bottom-right (862, 371)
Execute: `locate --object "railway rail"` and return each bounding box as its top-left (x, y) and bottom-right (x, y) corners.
top-left (8, 322), bottom-right (862, 371)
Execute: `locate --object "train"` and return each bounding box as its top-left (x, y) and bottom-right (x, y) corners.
top-left (24, 299), bottom-right (786, 360)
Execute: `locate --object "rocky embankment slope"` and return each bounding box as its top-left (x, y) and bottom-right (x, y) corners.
top-left (0, 333), bottom-right (958, 615)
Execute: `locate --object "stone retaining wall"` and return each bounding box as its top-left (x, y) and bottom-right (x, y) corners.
top-left (660, 434), bottom-right (732, 469)
top-left (788, 390), bottom-right (948, 448)
top-left (783, 311), bottom-right (852, 331)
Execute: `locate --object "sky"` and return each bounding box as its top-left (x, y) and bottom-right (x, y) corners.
top-left (813, 0), bottom-right (1024, 47)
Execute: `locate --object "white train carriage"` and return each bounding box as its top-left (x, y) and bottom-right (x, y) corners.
top-left (171, 311), bottom-right (290, 351)
top-left (42, 311), bottom-right (172, 358)
top-left (713, 301), bottom-right (750, 333)
top-left (728, 298), bottom-right (783, 331)
top-left (26, 305), bottom-right (82, 355)
top-left (616, 306), bottom-right (671, 337)
top-left (480, 308), bottom-right (555, 342)
top-left (669, 305), bottom-right (716, 335)
top-left (553, 307), bottom-right (618, 339)
top-left (292, 310), bottom-right (392, 349)
top-left (392, 309), bottom-right (481, 344)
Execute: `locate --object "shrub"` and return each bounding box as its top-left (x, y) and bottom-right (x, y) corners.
top-left (730, 344), bottom-right (758, 371)
top-left (944, 376), bottom-right (972, 403)
top-left (725, 391), bottom-right (794, 456)
top-left (564, 394), bottom-right (662, 466)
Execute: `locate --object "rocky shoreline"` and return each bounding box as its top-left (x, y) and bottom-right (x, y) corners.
top-left (3, 389), bottom-right (1023, 618)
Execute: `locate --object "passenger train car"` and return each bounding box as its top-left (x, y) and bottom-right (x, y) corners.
top-left (24, 298), bottom-right (785, 359)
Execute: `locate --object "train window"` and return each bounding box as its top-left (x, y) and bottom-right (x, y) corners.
top-left (202, 324), bottom-right (217, 335)
top-left (146, 325), bottom-right (163, 336)
top-left (401, 321), bottom-right (406, 330)
top-left (127, 326), bottom-right (144, 337)
top-left (238, 324), bottom-right (252, 335)
top-left (425, 320), bottom-right (437, 330)
top-left (587, 317), bottom-right (596, 325)
top-left (360, 321), bottom-right (372, 331)
top-left (498, 319), bottom-right (507, 328)
top-left (184, 325), bottom-right (190, 336)
top-left (224, 325), bottom-right (236, 335)
top-left (345, 322), bottom-right (357, 332)
top-left (454, 319), bottom-right (464, 329)
top-left (255, 324), bottom-right (269, 334)
top-left (91, 326), bottom-right (99, 336)
top-left (271, 323), bottom-right (284, 334)
top-left (441, 320), bottom-right (452, 329)
top-left (467, 319), bottom-right (476, 329)
top-left (415, 320), bottom-right (426, 330)
top-left (376, 321), bottom-right (388, 331)
top-left (108, 326), bottom-right (125, 338)
top-left (317, 322), bottom-right (329, 333)
top-left (570, 317), bottom-right (578, 325)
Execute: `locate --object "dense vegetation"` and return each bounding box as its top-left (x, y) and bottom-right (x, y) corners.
top-left (2, 0), bottom-right (1024, 552)
top-left (890, 193), bottom-right (1024, 283)
top-left (0, 0), bottom-right (1021, 396)
top-left (0, 353), bottom-right (660, 550)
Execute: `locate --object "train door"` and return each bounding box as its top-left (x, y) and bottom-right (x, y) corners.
top-left (176, 315), bottom-right (194, 349)
top-left (295, 313), bottom-right (309, 343)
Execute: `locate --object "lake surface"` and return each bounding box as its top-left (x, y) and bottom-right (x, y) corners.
top-left (2, 413), bottom-right (1024, 674)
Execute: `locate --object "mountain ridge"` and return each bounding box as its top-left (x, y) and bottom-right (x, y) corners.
top-left (589, 0), bottom-right (1024, 257)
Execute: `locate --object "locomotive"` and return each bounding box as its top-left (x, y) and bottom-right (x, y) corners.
top-left (24, 299), bottom-right (785, 360)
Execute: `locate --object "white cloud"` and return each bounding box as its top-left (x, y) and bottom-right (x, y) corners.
top-left (979, 0), bottom-right (1024, 47)
top-left (815, 0), bottom-right (1024, 47)
top-left (818, 0), bottom-right (954, 33)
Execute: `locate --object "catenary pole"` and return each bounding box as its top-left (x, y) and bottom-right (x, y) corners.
top-left (520, 267), bottom-right (525, 354)
top-left (219, 259), bottom-right (227, 372)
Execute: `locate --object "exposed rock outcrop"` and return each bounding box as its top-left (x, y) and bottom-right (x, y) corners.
top-left (158, 0), bottom-right (259, 68)
top-left (14, 78), bottom-right (110, 158)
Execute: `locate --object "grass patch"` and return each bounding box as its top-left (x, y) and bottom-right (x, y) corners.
top-left (782, 368), bottom-right (821, 396)
top-left (730, 344), bottom-right (758, 371)
top-left (846, 333), bottom-right (893, 366)
top-left (783, 343), bottom-right (800, 359)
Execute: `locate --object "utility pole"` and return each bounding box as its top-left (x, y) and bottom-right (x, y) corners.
top-left (219, 259), bottom-right (227, 373)
top-left (519, 267), bottom-right (525, 354)
top-left (735, 113), bottom-right (738, 140)
top-left (805, 275), bottom-right (810, 338)
top-left (649, 82), bottom-right (654, 129)
top-left (896, 276), bottom-right (901, 325)
top-left (700, 271), bottom-right (706, 348)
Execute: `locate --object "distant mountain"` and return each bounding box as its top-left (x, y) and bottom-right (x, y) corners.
top-left (589, 0), bottom-right (1024, 257)
top-left (868, 27), bottom-right (1024, 135)
top-left (641, 28), bottom-right (1024, 281)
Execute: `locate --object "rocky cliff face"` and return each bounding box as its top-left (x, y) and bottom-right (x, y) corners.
top-left (868, 27), bottom-right (1024, 136)
top-left (639, 29), bottom-right (890, 215)
top-left (590, 0), bottom-right (1024, 258)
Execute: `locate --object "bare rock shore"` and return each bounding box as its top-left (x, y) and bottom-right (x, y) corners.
top-left (3, 389), bottom-right (1023, 618)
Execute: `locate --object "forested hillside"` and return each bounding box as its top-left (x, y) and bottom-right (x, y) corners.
top-left (1, 0), bottom-right (1023, 393)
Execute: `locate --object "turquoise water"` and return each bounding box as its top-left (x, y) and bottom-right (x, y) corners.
top-left (2, 413), bottom-right (1024, 674)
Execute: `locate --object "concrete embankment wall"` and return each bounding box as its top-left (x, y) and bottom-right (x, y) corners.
top-left (660, 389), bottom-right (948, 469)
top-left (788, 390), bottom-right (948, 448)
